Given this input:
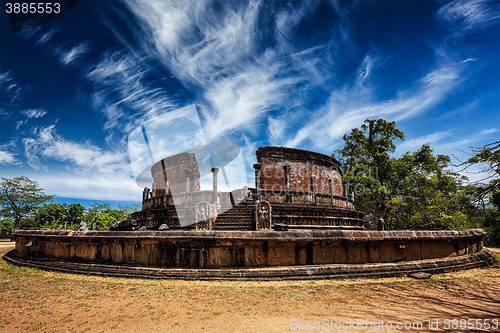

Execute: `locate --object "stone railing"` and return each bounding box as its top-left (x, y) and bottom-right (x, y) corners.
top-left (142, 188), bottom-right (251, 211)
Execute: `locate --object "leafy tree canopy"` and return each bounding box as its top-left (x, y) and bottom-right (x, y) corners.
top-left (457, 141), bottom-right (499, 203)
top-left (0, 218), bottom-right (16, 233)
top-left (35, 203), bottom-right (66, 227)
top-left (91, 212), bottom-right (116, 230)
top-left (333, 119), bottom-right (477, 231)
top-left (0, 176), bottom-right (54, 228)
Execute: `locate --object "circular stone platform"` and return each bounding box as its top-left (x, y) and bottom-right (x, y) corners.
top-left (4, 228), bottom-right (495, 280)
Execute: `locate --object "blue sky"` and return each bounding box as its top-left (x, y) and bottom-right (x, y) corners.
top-left (1, 0), bottom-right (499, 205)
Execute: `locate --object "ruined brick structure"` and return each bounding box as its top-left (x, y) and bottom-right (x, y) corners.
top-left (149, 152), bottom-right (201, 197)
top-left (257, 146), bottom-right (343, 196)
top-left (130, 146), bottom-right (365, 230)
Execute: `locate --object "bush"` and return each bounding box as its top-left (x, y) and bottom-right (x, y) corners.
top-left (91, 213), bottom-right (117, 230)
top-left (0, 218), bottom-right (16, 233)
top-left (19, 218), bottom-right (40, 229)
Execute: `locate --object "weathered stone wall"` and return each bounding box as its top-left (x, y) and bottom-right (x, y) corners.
top-left (150, 152), bottom-right (201, 197)
top-left (256, 147), bottom-right (343, 196)
top-left (12, 229), bottom-right (487, 268)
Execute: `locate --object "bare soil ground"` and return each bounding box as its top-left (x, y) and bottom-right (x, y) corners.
top-left (1, 244), bottom-right (499, 333)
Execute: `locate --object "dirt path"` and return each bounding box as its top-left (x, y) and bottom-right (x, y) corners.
top-left (1, 246), bottom-right (499, 332)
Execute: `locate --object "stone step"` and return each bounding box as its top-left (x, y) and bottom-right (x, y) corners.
top-left (213, 204), bottom-right (255, 230)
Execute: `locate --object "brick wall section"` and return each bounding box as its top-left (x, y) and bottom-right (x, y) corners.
top-left (256, 147), bottom-right (343, 196)
top-left (151, 152), bottom-right (200, 196)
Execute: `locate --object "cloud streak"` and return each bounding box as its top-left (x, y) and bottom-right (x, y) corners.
top-left (58, 42), bottom-right (91, 66)
top-left (282, 60), bottom-right (463, 151)
top-left (85, 51), bottom-right (176, 135)
top-left (35, 28), bottom-right (59, 45)
top-left (437, 0), bottom-right (500, 34)
top-left (0, 70), bottom-right (25, 118)
top-left (23, 124), bottom-right (129, 175)
top-left (121, 0), bottom-right (321, 141)
top-left (23, 108), bottom-right (47, 119)
top-left (397, 129), bottom-right (455, 154)
top-left (0, 149), bottom-right (16, 165)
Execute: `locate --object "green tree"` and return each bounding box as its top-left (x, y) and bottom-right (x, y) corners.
top-left (103, 209), bottom-right (126, 221)
top-left (333, 118), bottom-right (404, 217)
top-left (35, 203), bottom-right (67, 229)
top-left (91, 212), bottom-right (116, 230)
top-left (334, 119), bottom-right (475, 231)
top-left (457, 141), bottom-right (500, 241)
top-left (66, 203), bottom-right (84, 229)
top-left (118, 205), bottom-right (140, 219)
top-left (0, 218), bottom-right (16, 233)
top-left (84, 203), bottom-right (111, 224)
top-left (385, 145), bottom-right (472, 229)
top-left (0, 176), bottom-right (54, 228)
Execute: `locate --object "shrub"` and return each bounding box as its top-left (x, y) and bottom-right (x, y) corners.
top-left (0, 218), bottom-right (16, 233)
top-left (91, 213), bottom-right (117, 230)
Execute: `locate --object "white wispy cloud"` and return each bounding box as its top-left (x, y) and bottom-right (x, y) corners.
top-left (283, 56), bottom-right (463, 151)
top-left (28, 173), bottom-right (142, 202)
top-left (15, 109), bottom-right (48, 129)
top-left (22, 108), bottom-right (47, 119)
top-left (35, 28), bottom-right (59, 45)
top-left (0, 141), bottom-right (20, 165)
top-left (86, 51), bottom-right (175, 133)
top-left (480, 128), bottom-right (498, 135)
top-left (437, 0), bottom-right (500, 34)
top-left (15, 120), bottom-right (27, 130)
top-left (0, 149), bottom-right (16, 165)
top-left (23, 124), bottom-right (129, 175)
top-left (121, 0), bottom-right (315, 140)
top-left (0, 70), bottom-right (24, 112)
top-left (397, 129), bottom-right (455, 154)
top-left (268, 117), bottom-right (287, 144)
top-left (202, 62), bottom-right (297, 140)
top-left (120, 0), bottom-right (472, 154)
top-left (59, 41), bottom-right (91, 66)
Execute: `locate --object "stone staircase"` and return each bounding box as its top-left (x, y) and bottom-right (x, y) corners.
top-left (213, 202), bottom-right (255, 230)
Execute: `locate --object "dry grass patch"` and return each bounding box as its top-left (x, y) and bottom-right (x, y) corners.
top-left (1, 245), bottom-right (499, 332)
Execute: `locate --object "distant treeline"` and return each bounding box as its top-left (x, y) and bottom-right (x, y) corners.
top-left (0, 176), bottom-right (139, 232)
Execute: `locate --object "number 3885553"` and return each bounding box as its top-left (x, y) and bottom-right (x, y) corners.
top-left (5, 2), bottom-right (61, 14)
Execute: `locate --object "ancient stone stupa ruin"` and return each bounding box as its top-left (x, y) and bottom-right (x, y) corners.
top-left (117, 146), bottom-right (365, 232)
top-left (4, 105), bottom-right (495, 280)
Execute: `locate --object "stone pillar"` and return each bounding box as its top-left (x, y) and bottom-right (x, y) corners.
top-left (328, 179), bottom-right (333, 205)
top-left (211, 167), bottom-right (219, 203)
top-left (310, 176), bottom-right (316, 204)
top-left (184, 168), bottom-right (192, 193)
top-left (283, 165), bottom-right (291, 203)
top-left (253, 163), bottom-right (261, 201)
